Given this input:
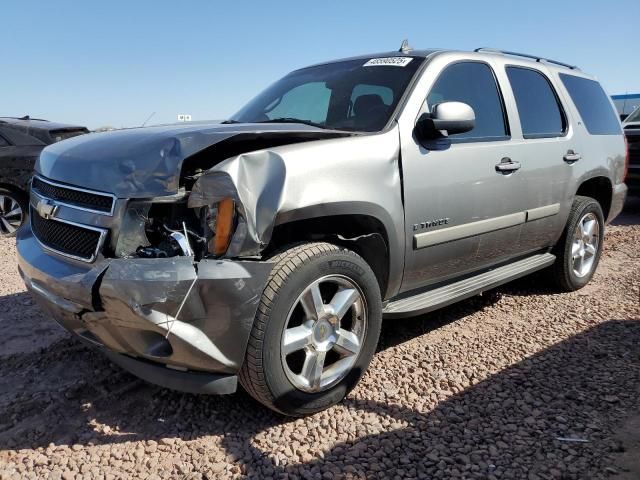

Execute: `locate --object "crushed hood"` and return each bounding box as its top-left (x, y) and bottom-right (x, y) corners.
top-left (36, 122), bottom-right (351, 198)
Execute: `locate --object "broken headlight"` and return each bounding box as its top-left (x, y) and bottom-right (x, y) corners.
top-left (116, 200), bottom-right (207, 259)
top-left (203, 198), bottom-right (236, 257)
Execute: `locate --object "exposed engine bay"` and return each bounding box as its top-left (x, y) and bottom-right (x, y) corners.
top-left (115, 197), bottom-right (231, 261)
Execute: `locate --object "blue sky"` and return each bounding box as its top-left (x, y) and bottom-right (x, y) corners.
top-left (2, 0), bottom-right (638, 129)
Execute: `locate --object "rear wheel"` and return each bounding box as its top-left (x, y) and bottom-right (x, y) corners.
top-left (239, 242), bottom-right (382, 416)
top-left (551, 196), bottom-right (604, 291)
top-left (0, 188), bottom-right (27, 237)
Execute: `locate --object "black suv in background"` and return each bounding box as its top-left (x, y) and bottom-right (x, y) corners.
top-left (0, 117), bottom-right (88, 236)
top-left (622, 109), bottom-right (640, 195)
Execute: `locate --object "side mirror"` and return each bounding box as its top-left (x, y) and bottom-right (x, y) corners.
top-left (415, 101), bottom-right (475, 140)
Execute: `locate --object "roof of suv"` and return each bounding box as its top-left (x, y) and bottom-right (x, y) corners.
top-left (309, 48), bottom-right (581, 73)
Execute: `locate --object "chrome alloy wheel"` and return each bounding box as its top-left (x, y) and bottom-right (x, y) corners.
top-left (571, 212), bottom-right (600, 278)
top-left (280, 275), bottom-right (367, 393)
top-left (0, 195), bottom-right (24, 235)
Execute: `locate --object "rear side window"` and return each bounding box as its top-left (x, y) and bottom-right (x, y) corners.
top-left (506, 67), bottom-right (565, 138)
top-left (427, 62), bottom-right (508, 140)
top-left (559, 74), bottom-right (622, 135)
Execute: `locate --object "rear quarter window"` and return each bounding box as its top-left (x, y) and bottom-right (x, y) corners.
top-left (559, 74), bottom-right (621, 135)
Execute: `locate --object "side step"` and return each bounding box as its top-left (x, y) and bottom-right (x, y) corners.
top-left (383, 253), bottom-right (556, 318)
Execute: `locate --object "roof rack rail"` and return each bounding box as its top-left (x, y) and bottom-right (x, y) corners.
top-left (474, 48), bottom-right (578, 70)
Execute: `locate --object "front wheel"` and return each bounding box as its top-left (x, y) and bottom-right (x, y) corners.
top-left (239, 242), bottom-right (382, 416)
top-left (0, 188), bottom-right (28, 237)
top-left (551, 195), bottom-right (605, 291)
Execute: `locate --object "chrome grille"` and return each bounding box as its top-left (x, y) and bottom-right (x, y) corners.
top-left (31, 176), bottom-right (115, 214)
top-left (30, 208), bottom-right (105, 262)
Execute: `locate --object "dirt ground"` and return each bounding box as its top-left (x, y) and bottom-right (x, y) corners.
top-left (0, 198), bottom-right (638, 479)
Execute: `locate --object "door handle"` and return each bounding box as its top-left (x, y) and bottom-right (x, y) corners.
top-left (495, 157), bottom-right (521, 174)
top-left (563, 150), bottom-right (582, 163)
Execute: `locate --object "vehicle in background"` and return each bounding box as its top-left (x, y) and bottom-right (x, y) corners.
top-left (623, 107), bottom-right (640, 128)
top-left (623, 108), bottom-right (640, 194)
top-left (612, 93), bottom-right (640, 121)
top-left (0, 117), bottom-right (89, 236)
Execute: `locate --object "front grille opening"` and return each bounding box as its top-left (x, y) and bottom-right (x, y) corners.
top-left (31, 209), bottom-right (102, 261)
top-left (32, 176), bottom-right (114, 213)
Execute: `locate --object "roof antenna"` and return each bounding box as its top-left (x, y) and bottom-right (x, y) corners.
top-left (399, 39), bottom-right (412, 54)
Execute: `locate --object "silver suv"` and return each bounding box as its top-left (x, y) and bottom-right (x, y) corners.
top-left (18, 46), bottom-right (628, 415)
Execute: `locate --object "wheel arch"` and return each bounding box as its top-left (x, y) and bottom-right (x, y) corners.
top-left (574, 175), bottom-right (613, 221)
top-left (268, 203), bottom-right (403, 299)
top-left (0, 182), bottom-right (28, 197)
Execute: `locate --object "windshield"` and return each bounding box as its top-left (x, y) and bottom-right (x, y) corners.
top-left (229, 57), bottom-right (425, 132)
top-left (625, 107), bottom-right (640, 123)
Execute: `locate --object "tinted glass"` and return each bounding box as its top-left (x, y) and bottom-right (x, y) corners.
top-left (427, 62), bottom-right (507, 140)
top-left (231, 57), bottom-right (424, 132)
top-left (560, 74), bottom-right (622, 135)
top-left (506, 67), bottom-right (565, 138)
top-left (0, 125), bottom-right (45, 146)
top-left (0, 135), bottom-right (9, 147)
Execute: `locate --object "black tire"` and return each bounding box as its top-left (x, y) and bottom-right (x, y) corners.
top-left (239, 242), bottom-right (382, 416)
top-left (0, 188), bottom-right (28, 237)
top-left (550, 195), bottom-right (605, 292)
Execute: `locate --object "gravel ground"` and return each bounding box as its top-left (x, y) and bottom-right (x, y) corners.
top-left (1, 199), bottom-right (639, 480)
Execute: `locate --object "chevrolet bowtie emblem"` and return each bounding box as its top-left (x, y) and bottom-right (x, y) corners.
top-left (36, 199), bottom-right (58, 220)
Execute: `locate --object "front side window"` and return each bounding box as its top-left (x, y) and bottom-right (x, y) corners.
top-left (427, 62), bottom-right (508, 140)
top-left (231, 57), bottom-right (425, 132)
top-left (506, 67), bottom-right (565, 138)
top-left (560, 74), bottom-right (622, 135)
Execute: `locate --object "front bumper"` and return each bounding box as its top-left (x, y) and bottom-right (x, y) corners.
top-left (17, 224), bottom-right (273, 394)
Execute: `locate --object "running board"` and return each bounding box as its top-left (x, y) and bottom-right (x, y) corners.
top-left (383, 253), bottom-right (556, 318)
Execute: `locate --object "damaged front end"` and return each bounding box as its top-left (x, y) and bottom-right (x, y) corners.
top-left (18, 218), bottom-right (273, 393)
top-left (17, 125), bottom-right (342, 393)
top-left (18, 171), bottom-right (279, 393)
top-left (18, 122), bottom-right (361, 393)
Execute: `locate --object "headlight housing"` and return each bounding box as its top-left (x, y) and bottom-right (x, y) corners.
top-left (205, 198), bottom-right (236, 256)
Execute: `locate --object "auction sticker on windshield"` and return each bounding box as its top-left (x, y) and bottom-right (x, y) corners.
top-left (363, 57), bottom-right (413, 67)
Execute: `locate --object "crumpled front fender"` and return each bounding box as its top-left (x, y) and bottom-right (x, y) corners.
top-left (188, 150), bottom-right (286, 257)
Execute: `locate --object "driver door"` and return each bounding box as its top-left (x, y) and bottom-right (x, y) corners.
top-left (398, 59), bottom-right (528, 293)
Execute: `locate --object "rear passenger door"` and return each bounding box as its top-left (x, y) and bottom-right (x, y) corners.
top-left (502, 65), bottom-right (575, 252)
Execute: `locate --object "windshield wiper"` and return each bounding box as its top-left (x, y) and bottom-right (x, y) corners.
top-left (255, 117), bottom-right (327, 129)
top-left (221, 119), bottom-right (241, 124)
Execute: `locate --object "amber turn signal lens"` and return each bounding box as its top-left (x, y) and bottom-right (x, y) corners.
top-left (211, 198), bottom-right (235, 256)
